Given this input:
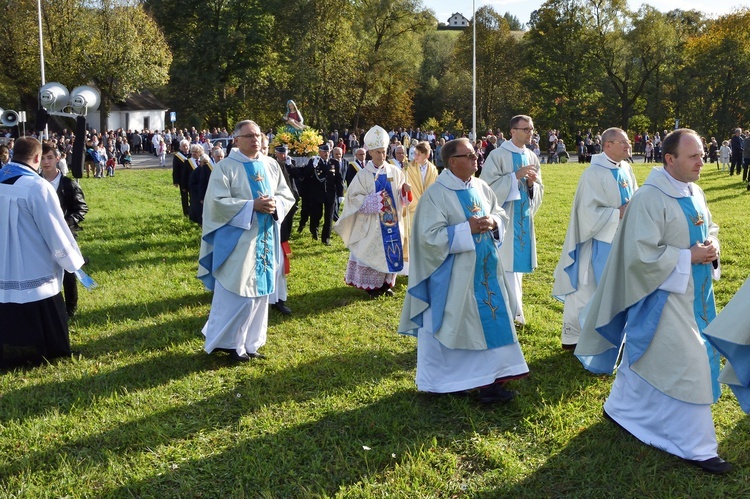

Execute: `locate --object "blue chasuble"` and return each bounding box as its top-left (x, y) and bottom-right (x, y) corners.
top-left (508, 152), bottom-right (533, 272)
top-left (374, 172), bottom-right (404, 272)
top-left (455, 188), bottom-right (514, 348)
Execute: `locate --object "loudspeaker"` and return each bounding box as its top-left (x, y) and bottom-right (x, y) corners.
top-left (70, 86), bottom-right (100, 114)
top-left (39, 82), bottom-right (70, 112)
top-left (1, 109), bottom-right (19, 127)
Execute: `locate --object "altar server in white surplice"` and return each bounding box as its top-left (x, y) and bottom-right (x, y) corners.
top-left (575, 129), bottom-right (731, 474)
top-left (0, 137), bottom-right (85, 366)
top-left (198, 120), bottom-right (295, 362)
top-left (552, 128), bottom-right (637, 349)
top-left (399, 138), bottom-right (529, 405)
top-left (480, 115), bottom-right (543, 324)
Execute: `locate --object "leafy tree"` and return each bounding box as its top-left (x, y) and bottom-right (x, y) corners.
top-left (86, 0), bottom-right (171, 132)
top-left (678, 9), bottom-right (750, 137)
top-left (588, 0), bottom-right (679, 131)
top-left (145, 0), bottom-right (278, 129)
top-left (450, 6), bottom-right (526, 134)
top-left (347, 0), bottom-right (434, 129)
top-left (524, 0), bottom-right (601, 137)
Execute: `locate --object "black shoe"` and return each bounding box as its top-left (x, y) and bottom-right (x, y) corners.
top-left (230, 351), bottom-right (251, 362)
top-left (477, 383), bottom-right (518, 404)
top-left (247, 352), bottom-right (266, 360)
top-left (272, 300), bottom-right (292, 315)
top-left (311, 231), bottom-right (318, 240)
top-left (323, 240), bottom-right (331, 246)
top-left (684, 456), bottom-right (733, 474)
top-left (383, 288), bottom-right (394, 297)
top-left (562, 343), bottom-right (576, 351)
top-left (367, 288), bottom-right (384, 299)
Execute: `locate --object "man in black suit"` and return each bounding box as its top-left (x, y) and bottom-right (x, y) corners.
top-left (303, 144), bottom-right (344, 245)
top-left (345, 148), bottom-right (366, 186)
top-left (172, 139), bottom-right (190, 216)
top-left (729, 128), bottom-right (744, 176)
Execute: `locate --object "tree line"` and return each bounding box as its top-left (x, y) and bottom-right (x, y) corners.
top-left (0, 0), bottom-right (748, 141)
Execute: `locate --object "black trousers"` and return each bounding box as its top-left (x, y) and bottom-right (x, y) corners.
top-left (180, 189), bottom-right (190, 216)
top-left (730, 154), bottom-right (743, 175)
top-left (309, 199), bottom-right (336, 242)
top-left (63, 270), bottom-right (78, 315)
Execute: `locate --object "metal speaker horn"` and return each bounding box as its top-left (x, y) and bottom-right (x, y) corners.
top-left (1, 109), bottom-right (19, 127)
top-left (70, 85), bottom-right (100, 114)
top-left (39, 82), bottom-right (70, 112)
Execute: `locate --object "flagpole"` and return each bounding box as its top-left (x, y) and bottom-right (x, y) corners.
top-left (472, 0), bottom-right (476, 142)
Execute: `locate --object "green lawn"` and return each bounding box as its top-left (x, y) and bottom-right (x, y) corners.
top-left (1, 163), bottom-right (749, 497)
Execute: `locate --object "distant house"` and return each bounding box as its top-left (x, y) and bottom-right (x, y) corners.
top-left (447, 13), bottom-right (469, 27)
top-left (87, 89), bottom-right (168, 132)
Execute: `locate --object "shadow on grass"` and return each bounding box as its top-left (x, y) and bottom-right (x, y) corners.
top-left (71, 291), bottom-right (210, 328)
top-left (471, 421), bottom-right (703, 497)
top-left (103, 387), bottom-right (528, 497)
top-left (0, 349), bottom-right (441, 495)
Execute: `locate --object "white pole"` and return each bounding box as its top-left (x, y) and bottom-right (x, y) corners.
top-left (37, 0), bottom-right (48, 139)
top-left (472, 0), bottom-right (476, 142)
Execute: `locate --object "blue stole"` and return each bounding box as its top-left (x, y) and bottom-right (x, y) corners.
top-left (508, 152), bottom-right (532, 272)
top-left (374, 172), bottom-right (404, 272)
top-left (455, 188), bottom-right (514, 348)
top-left (676, 196), bottom-right (721, 402)
top-left (199, 160), bottom-right (275, 295)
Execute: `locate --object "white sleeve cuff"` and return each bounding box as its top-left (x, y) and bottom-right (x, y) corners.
top-left (228, 201), bottom-right (255, 229)
top-left (505, 178), bottom-right (521, 203)
top-left (658, 249), bottom-right (691, 294)
top-left (449, 222), bottom-right (475, 254)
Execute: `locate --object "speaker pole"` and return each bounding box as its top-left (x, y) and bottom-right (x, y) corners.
top-left (71, 115), bottom-right (86, 179)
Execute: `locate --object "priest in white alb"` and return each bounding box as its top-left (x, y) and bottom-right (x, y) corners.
top-left (480, 115), bottom-right (543, 324)
top-left (198, 120), bottom-right (295, 362)
top-left (552, 128), bottom-right (637, 349)
top-left (575, 129), bottom-right (731, 474)
top-left (399, 138), bottom-right (529, 404)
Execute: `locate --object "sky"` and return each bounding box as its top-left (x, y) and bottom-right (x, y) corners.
top-left (427, 0), bottom-right (744, 28)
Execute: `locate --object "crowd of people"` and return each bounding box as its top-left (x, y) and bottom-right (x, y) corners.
top-left (2, 114), bottom-right (750, 477)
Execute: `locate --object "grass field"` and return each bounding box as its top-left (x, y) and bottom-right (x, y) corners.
top-left (1, 162), bottom-right (749, 497)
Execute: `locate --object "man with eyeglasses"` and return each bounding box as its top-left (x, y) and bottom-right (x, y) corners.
top-left (198, 120), bottom-right (295, 362)
top-left (399, 137), bottom-right (528, 403)
top-left (576, 128), bottom-right (730, 474)
top-left (552, 128), bottom-right (637, 350)
top-left (480, 115), bottom-right (543, 325)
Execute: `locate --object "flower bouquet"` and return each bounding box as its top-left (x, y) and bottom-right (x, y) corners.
top-left (271, 126), bottom-right (324, 157)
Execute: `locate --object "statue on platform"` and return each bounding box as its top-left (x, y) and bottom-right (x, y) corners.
top-left (284, 100), bottom-right (306, 136)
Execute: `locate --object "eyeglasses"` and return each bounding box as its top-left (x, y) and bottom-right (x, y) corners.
top-left (452, 152), bottom-right (478, 160)
top-left (513, 127), bottom-right (534, 133)
top-left (237, 133), bottom-right (262, 139)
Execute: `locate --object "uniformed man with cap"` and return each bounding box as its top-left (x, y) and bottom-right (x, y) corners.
top-left (302, 143), bottom-right (344, 245)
